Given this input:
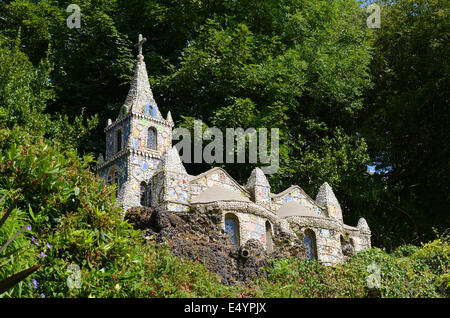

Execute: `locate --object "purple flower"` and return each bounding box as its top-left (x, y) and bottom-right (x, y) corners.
top-left (39, 252), bottom-right (46, 258)
top-left (32, 279), bottom-right (38, 289)
top-left (25, 224), bottom-right (32, 231)
top-left (41, 293), bottom-right (45, 298)
top-left (46, 242), bottom-right (51, 250)
top-left (31, 236), bottom-right (39, 246)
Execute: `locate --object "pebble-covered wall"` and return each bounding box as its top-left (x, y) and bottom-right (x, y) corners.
top-left (222, 211), bottom-right (274, 248)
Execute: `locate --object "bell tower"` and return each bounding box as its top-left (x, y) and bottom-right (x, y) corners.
top-left (96, 34), bottom-right (174, 211)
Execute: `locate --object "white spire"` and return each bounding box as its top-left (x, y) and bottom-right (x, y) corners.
top-left (122, 34), bottom-right (162, 119)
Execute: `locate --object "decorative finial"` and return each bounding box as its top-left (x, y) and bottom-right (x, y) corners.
top-left (134, 34), bottom-right (147, 61)
top-left (166, 111), bottom-right (173, 122)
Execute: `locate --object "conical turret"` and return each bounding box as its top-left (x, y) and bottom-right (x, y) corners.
top-left (246, 167), bottom-right (271, 210)
top-left (316, 182), bottom-right (343, 221)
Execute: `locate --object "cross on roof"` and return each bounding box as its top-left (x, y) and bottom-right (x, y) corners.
top-left (134, 34), bottom-right (147, 56)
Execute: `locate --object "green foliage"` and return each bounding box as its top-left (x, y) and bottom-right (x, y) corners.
top-left (0, 126), bottom-right (242, 297)
top-left (0, 0), bottom-right (448, 297)
top-left (251, 236), bottom-right (449, 298)
top-left (0, 192), bottom-right (40, 295)
top-left (359, 0), bottom-right (450, 247)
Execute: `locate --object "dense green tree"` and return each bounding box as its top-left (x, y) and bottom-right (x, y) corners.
top-left (359, 0), bottom-right (450, 247)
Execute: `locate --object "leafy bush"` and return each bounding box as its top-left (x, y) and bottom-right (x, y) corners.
top-left (0, 126), bottom-right (242, 298)
top-left (252, 239), bottom-right (448, 298)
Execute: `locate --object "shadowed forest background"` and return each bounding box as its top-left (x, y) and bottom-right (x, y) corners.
top-left (0, 0), bottom-right (448, 252)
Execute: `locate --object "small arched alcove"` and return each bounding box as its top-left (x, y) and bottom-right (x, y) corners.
top-left (265, 221), bottom-right (274, 253)
top-left (224, 213), bottom-right (240, 246)
top-left (303, 229), bottom-right (317, 260)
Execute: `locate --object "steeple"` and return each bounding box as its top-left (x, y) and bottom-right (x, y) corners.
top-left (121, 34), bottom-right (162, 119)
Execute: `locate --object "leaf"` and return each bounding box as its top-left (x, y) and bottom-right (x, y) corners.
top-left (0, 200), bottom-right (17, 229)
top-left (28, 205), bottom-right (37, 223)
top-left (0, 264), bottom-right (41, 294)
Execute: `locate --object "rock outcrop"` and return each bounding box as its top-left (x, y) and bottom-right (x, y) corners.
top-left (125, 207), bottom-right (306, 284)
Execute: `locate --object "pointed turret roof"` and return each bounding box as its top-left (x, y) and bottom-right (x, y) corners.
top-left (246, 167), bottom-right (270, 188)
top-left (166, 111), bottom-right (173, 122)
top-left (315, 182), bottom-right (341, 208)
top-left (121, 34), bottom-right (162, 119)
top-left (158, 146), bottom-right (187, 174)
top-left (357, 217), bottom-right (370, 231)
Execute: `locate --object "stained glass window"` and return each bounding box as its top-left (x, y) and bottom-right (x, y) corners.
top-left (147, 127), bottom-right (157, 150)
top-left (303, 230), bottom-right (316, 260)
top-left (225, 215), bottom-right (239, 245)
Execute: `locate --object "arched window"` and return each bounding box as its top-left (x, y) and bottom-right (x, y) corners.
top-left (147, 127), bottom-right (157, 150)
top-left (303, 229), bottom-right (317, 260)
top-left (225, 214), bottom-right (240, 246)
top-left (265, 221), bottom-right (273, 253)
top-left (140, 182), bottom-right (148, 206)
top-left (115, 129), bottom-right (123, 153)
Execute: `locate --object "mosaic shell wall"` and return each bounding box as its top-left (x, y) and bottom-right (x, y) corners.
top-left (222, 211), bottom-right (274, 249)
top-left (153, 170), bottom-right (190, 212)
top-left (128, 116), bottom-right (172, 155)
top-left (253, 185), bottom-right (271, 210)
top-left (105, 120), bottom-right (131, 160)
top-left (98, 156), bottom-right (128, 196)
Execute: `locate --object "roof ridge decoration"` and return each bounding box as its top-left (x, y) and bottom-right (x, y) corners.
top-left (121, 34), bottom-right (162, 120)
top-left (246, 167), bottom-right (270, 189)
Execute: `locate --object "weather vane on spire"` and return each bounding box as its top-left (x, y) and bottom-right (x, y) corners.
top-left (135, 34), bottom-right (147, 60)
